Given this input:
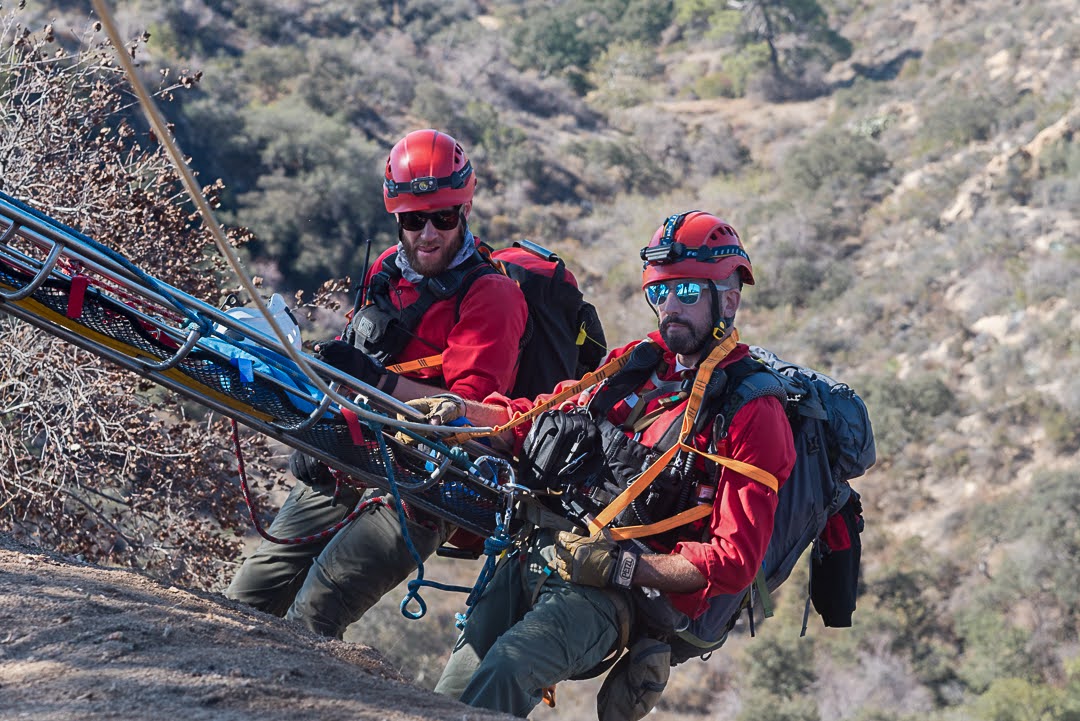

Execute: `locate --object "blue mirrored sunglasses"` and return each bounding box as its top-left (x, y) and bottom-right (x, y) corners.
top-left (645, 281), bottom-right (704, 306)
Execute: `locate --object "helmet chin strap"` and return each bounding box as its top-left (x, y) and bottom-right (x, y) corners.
top-left (706, 279), bottom-right (738, 339)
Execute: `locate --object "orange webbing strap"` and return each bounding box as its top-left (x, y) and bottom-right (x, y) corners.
top-left (587, 331), bottom-right (779, 541)
top-left (608, 502), bottom-right (713, 541)
top-left (445, 346), bottom-right (645, 445)
top-left (385, 353), bottom-right (443, 374)
top-left (586, 336), bottom-right (736, 533)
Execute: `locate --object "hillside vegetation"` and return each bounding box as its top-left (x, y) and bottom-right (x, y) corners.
top-left (2, 0), bottom-right (1079, 719)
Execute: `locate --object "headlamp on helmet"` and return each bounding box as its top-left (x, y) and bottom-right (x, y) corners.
top-left (640, 210), bottom-right (755, 288)
top-left (383, 129), bottom-right (476, 213)
top-left (639, 242), bottom-right (750, 266)
top-left (383, 161), bottom-right (474, 199)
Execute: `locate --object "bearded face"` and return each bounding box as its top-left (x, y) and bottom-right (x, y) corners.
top-left (660, 314), bottom-right (714, 356)
top-left (400, 224), bottom-right (464, 276)
top-left (397, 205), bottom-right (468, 277)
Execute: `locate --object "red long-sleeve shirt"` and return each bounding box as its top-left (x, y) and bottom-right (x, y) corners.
top-left (485, 330), bottom-right (796, 619)
top-left (365, 243), bottom-right (528, 401)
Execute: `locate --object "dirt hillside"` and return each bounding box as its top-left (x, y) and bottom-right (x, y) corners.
top-left (0, 532), bottom-right (511, 721)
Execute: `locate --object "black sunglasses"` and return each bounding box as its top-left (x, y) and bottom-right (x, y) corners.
top-left (397, 206), bottom-right (462, 232)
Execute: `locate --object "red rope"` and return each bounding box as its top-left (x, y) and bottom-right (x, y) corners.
top-left (230, 420), bottom-right (385, 545)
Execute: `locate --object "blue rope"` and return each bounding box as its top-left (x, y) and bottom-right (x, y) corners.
top-left (369, 424), bottom-right (517, 625)
top-left (369, 419), bottom-right (471, 619)
top-left (454, 520), bottom-right (514, 630)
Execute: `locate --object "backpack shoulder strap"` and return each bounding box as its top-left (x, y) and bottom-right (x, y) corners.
top-left (364, 251), bottom-right (401, 308)
top-left (649, 356), bottom-right (786, 454)
top-left (449, 248), bottom-right (502, 321)
top-left (374, 249), bottom-right (497, 331)
top-left (713, 358), bottom-right (790, 433)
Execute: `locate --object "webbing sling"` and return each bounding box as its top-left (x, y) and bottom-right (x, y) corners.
top-left (445, 348), bottom-right (637, 445)
top-left (386, 353), bottom-right (444, 373)
top-left (586, 331), bottom-right (780, 541)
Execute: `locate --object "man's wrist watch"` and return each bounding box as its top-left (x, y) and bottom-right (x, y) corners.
top-left (378, 370), bottom-right (398, 395)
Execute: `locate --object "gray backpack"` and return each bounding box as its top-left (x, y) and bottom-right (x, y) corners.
top-left (662, 346), bottom-right (876, 663)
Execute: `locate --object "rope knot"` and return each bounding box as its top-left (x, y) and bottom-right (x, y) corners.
top-left (483, 533), bottom-right (512, 556)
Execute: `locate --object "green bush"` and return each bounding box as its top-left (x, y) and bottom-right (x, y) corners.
top-left (918, 94), bottom-right (1000, 151)
top-left (968, 678), bottom-right (1071, 721)
top-left (744, 634), bottom-right (818, 699)
top-left (1040, 135), bottom-right (1080, 178)
top-left (955, 608), bottom-right (1038, 692)
top-left (563, 138), bottom-right (673, 197)
top-left (232, 99), bottom-right (389, 284)
top-left (693, 70), bottom-right (738, 99)
top-left (866, 541), bottom-right (964, 702)
top-left (509, 0), bottom-right (672, 88)
top-left (856, 371), bottom-right (959, 460)
top-left (724, 42), bottom-right (773, 97)
top-left (1042, 403), bottom-right (1080, 454)
top-left (784, 127), bottom-right (890, 197)
top-left (589, 41), bottom-right (662, 108)
top-left (737, 693), bottom-right (820, 721)
top-left (922, 38), bottom-right (981, 75)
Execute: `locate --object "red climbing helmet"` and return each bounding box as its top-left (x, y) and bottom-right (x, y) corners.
top-left (640, 210), bottom-right (755, 288)
top-left (383, 129), bottom-right (476, 213)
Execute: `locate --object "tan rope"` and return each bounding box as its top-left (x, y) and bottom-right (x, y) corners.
top-left (89, 0), bottom-right (481, 436)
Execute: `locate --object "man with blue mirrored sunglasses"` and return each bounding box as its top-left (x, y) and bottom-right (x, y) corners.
top-left (431, 210), bottom-right (795, 720)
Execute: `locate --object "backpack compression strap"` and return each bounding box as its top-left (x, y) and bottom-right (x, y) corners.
top-left (586, 332), bottom-right (781, 541)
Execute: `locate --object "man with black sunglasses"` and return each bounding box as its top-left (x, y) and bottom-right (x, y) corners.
top-left (226, 129), bottom-right (528, 638)
top-left (422, 211), bottom-right (796, 720)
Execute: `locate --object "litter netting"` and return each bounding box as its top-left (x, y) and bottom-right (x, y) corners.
top-left (0, 190), bottom-right (508, 538)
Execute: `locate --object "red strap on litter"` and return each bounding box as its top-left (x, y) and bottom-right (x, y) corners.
top-left (66, 275), bottom-right (89, 319)
top-left (340, 407), bottom-right (367, 445)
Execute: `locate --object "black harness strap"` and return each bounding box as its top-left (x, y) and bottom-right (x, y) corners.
top-left (350, 249), bottom-right (499, 362)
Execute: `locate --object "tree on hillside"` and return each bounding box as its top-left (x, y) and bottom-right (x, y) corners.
top-left (677, 0), bottom-right (852, 99)
top-left (510, 0), bottom-right (674, 93)
top-left (0, 10), bottom-right (285, 589)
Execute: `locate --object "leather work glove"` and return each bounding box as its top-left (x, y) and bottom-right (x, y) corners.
top-left (553, 529), bottom-right (641, 590)
top-left (407, 394), bottom-right (466, 425)
top-left (394, 394), bottom-right (466, 447)
top-left (313, 339), bottom-right (386, 387)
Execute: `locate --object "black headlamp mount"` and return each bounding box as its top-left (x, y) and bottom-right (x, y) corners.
top-left (384, 160), bottom-right (473, 198)
top-left (640, 242), bottom-right (750, 267)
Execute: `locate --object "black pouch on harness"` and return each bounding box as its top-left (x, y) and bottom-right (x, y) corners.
top-left (518, 409), bottom-right (604, 499)
top-left (350, 301), bottom-right (412, 362)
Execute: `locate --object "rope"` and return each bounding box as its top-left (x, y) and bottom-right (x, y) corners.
top-left (231, 419), bottom-right (383, 544)
top-left (90, 2), bottom-right (524, 624)
top-left (90, 0), bottom-right (490, 442)
top-left (454, 519), bottom-right (513, 630)
top-left (363, 418), bottom-right (472, 620)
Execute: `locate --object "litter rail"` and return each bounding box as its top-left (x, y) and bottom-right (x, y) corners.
top-left (0, 190), bottom-right (512, 538)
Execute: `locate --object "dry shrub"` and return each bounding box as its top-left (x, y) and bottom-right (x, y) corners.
top-left (0, 9), bottom-right (285, 589)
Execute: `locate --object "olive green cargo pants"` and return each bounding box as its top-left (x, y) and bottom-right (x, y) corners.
top-left (226, 481), bottom-right (448, 638)
top-left (434, 529), bottom-right (626, 718)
